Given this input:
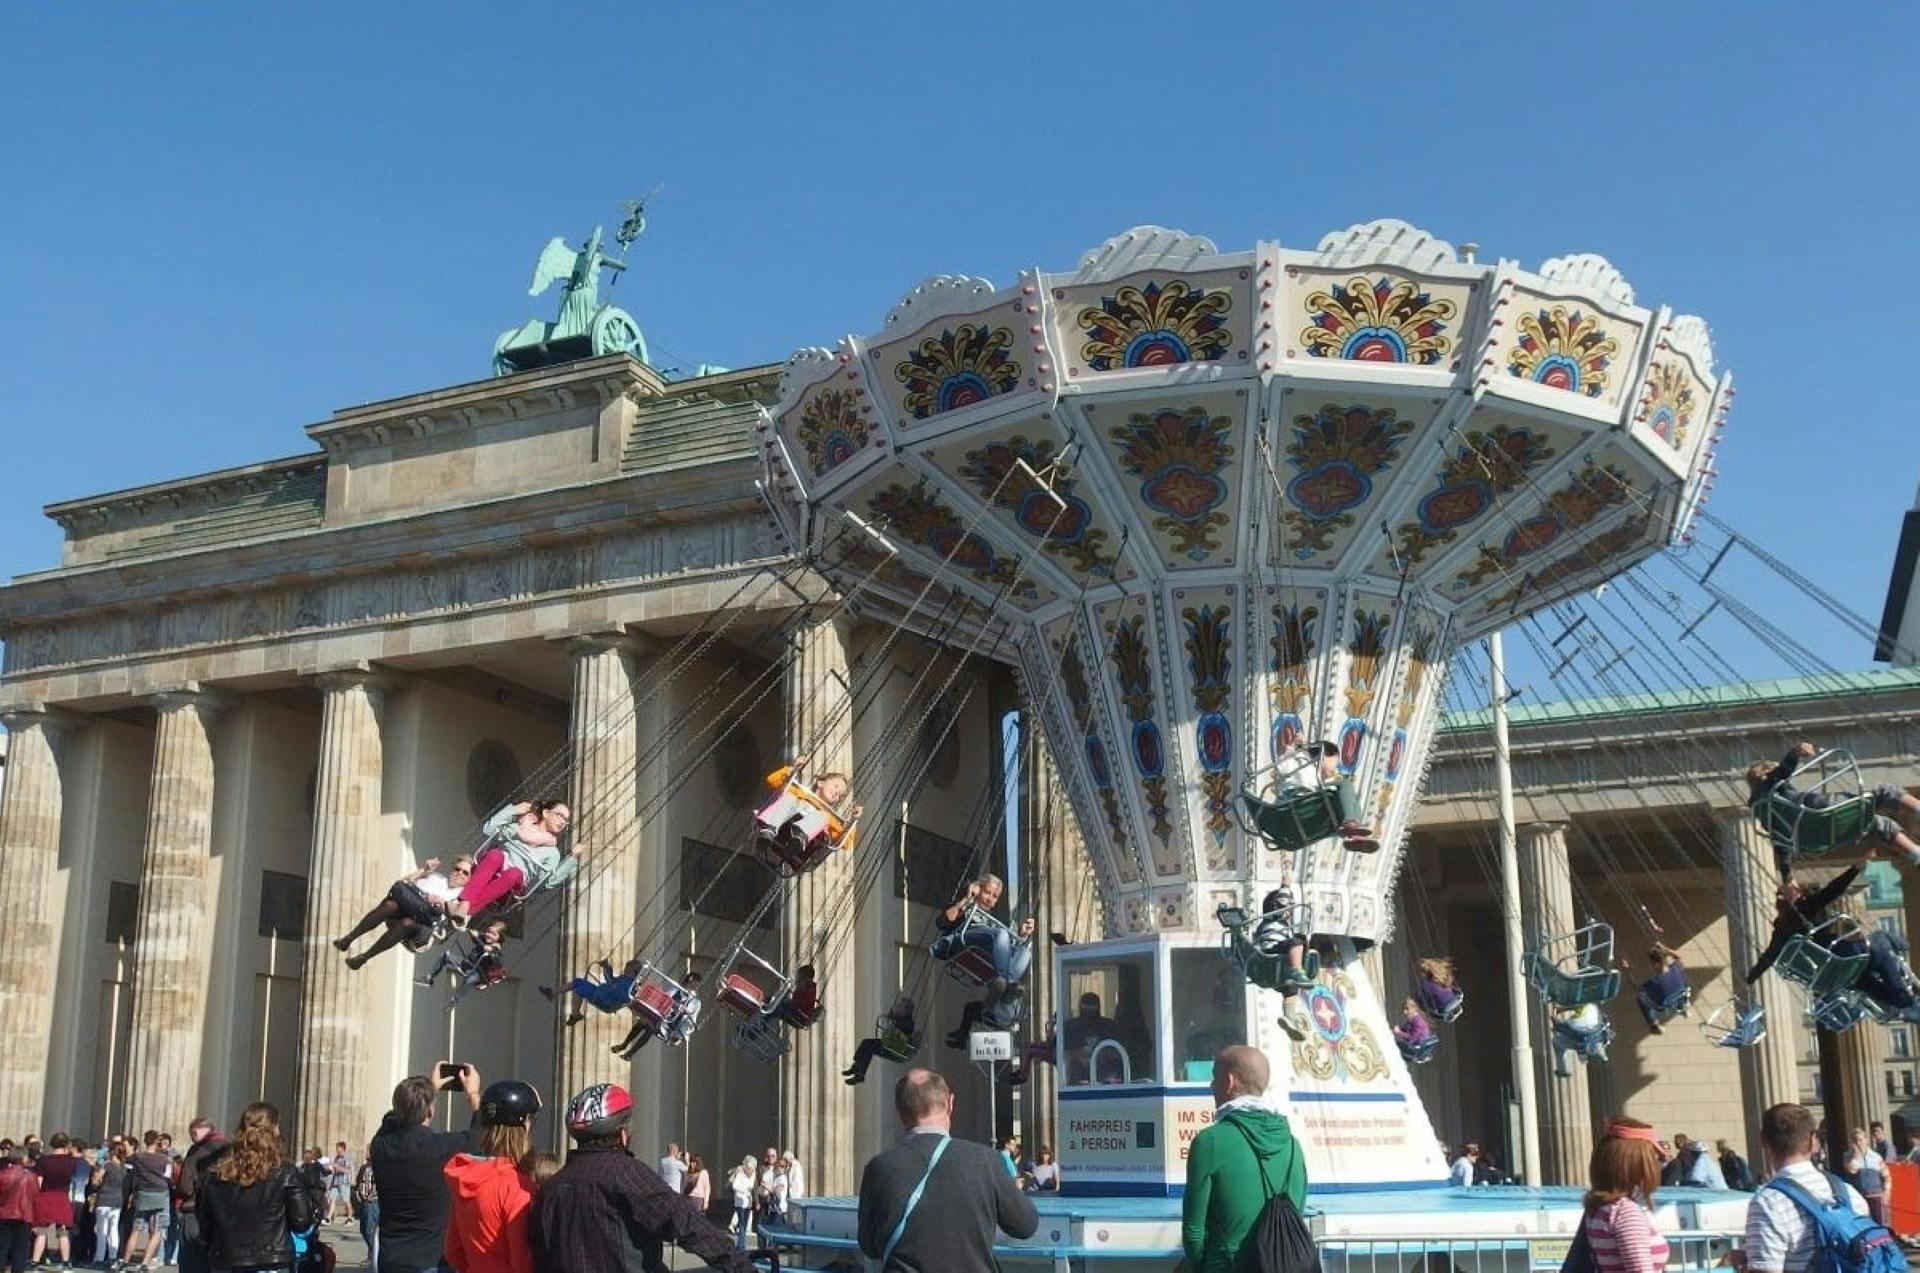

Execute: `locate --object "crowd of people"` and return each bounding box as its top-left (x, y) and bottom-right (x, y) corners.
top-left (1554, 1105), bottom-right (1907, 1273)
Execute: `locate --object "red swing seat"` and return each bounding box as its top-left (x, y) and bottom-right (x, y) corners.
top-left (946, 946), bottom-right (998, 987)
top-left (719, 973), bottom-right (769, 1017)
top-left (631, 982), bottom-right (675, 1027)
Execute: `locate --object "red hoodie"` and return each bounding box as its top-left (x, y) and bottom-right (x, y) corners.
top-left (442, 1153), bottom-right (533, 1273)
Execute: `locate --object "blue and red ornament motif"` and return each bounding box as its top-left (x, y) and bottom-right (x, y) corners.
top-left (1507, 307), bottom-right (1619, 399)
top-left (1384, 727), bottom-right (1407, 783)
top-left (1393, 425), bottom-right (1557, 566)
top-left (1181, 602), bottom-right (1235, 853)
top-left (1300, 275), bottom-right (1455, 366)
top-left (957, 436), bottom-right (1112, 576)
top-left (1337, 609), bottom-right (1391, 776)
top-left (1058, 640), bottom-right (1140, 882)
top-left (867, 482), bottom-right (1038, 600)
top-left (1635, 359), bottom-right (1697, 449)
top-left (1109, 613), bottom-right (1174, 848)
top-left (1456, 463), bottom-right (1633, 589)
top-left (1291, 970), bottom-right (1388, 1084)
top-left (1337, 719), bottom-right (1366, 775)
top-left (1303, 986), bottom-right (1348, 1043)
top-left (1109, 406), bottom-right (1236, 561)
top-left (893, 323), bottom-right (1022, 420)
top-left (1283, 405), bottom-right (1414, 557)
top-left (1076, 279), bottom-right (1234, 371)
top-left (1267, 602), bottom-right (1319, 764)
top-left (792, 386), bottom-right (872, 479)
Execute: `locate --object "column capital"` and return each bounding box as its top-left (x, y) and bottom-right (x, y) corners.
top-left (149, 683), bottom-right (230, 719)
top-left (311, 662), bottom-right (396, 698)
top-left (558, 629), bottom-right (655, 659)
top-left (0, 703), bottom-right (84, 738)
top-left (1521, 821), bottom-right (1569, 844)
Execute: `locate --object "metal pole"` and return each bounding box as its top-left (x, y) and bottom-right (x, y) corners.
top-left (1490, 631), bottom-right (1541, 1187)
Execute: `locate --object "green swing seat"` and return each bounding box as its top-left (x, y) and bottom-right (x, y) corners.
top-left (1216, 903), bottom-right (1321, 990)
top-left (1522, 954), bottom-right (1621, 1008)
top-left (1775, 933), bottom-right (1869, 996)
top-left (875, 1016), bottom-right (922, 1063)
top-left (1240, 782), bottom-right (1354, 852)
top-left (1807, 990), bottom-right (1872, 1033)
top-left (1244, 946), bottom-right (1323, 992)
top-left (1759, 791), bottom-right (1878, 858)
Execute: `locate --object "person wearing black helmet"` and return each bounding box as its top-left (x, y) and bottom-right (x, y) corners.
top-left (368, 1063), bottom-right (483, 1273)
top-left (528, 1084), bottom-right (752, 1272)
top-left (444, 1081), bottom-right (540, 1273)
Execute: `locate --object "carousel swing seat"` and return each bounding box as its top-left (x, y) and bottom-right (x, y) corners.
top-left (1523, 922), bottom-right (1621, 1009)
top-left (874, 1015), bottom-right (922, 1064)
top-left (1216, 903), bottom-right (1320, 991)
top-left (1699, 999), bottom-right (1767, 1049)
top-left (1238, 782), bottom-right (1355, 853)
top-left (935, 906), bottom-right (1014, 990)
top-left (1774, 917), bottom-right (1870, 997)
top-left (1756, 748), bottom-right (1876, 858)
top-left (753, 788), bottom-right (840, 876)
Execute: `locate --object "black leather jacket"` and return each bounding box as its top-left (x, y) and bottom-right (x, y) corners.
top-left (198, 1161), bottom-right (316, 1270)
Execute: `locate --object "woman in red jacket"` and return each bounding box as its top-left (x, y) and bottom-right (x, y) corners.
top-left (443, 1081), bottom-right (541, 1273)
top-left (0, 1149), bottom-right (37, 1273)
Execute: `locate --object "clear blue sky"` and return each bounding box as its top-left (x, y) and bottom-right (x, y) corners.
top-left (4, 3), bottom-right (1917, 689)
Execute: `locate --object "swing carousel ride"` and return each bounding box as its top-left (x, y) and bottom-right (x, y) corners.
top-left (754, 219), bottom-right (1756, 1257)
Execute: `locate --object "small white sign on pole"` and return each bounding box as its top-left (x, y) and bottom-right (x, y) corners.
top-left (968, 1030), bottom-right (1013, 1063)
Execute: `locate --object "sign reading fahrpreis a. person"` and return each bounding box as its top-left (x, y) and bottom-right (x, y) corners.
top-left (1059, 1091), bottom-right (1216, 1193)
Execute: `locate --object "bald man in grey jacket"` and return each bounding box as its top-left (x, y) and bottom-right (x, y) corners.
top-left (857, 1068), bottom-right (1039, 1272)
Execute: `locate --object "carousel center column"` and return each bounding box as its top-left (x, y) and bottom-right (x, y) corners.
top-left (1717, 809), bottom-right (1801, 1167)
top-left (553, 632), bottom-right (647, 1131)
top-left (122, 688), bottom-right (225, 1137)
top-left (779, 617), bottom-right (857, 1197)
top-left (0, 708), bottom-right (71, 1132)
top-left (1517, 821), bottom-right (1596, 1186)
top-left (293, 666), bottom-right (388, 1152)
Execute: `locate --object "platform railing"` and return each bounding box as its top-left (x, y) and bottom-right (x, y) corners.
top-left (750, 1227), bottom-right (1741, 1271)
top-left (1319, 1230), bottom-right (1735, 1273)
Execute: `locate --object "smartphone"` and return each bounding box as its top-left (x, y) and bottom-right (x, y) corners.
top-left (436, 1062), bottom-right (467, 1092)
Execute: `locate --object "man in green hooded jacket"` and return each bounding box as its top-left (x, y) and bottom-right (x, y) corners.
top-left (1181, 1044), bottom-right (1307, 1272)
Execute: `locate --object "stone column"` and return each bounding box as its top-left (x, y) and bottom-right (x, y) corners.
top-left (0, 710), bottom-right (69, 1132)
top-left (1823, 883), bottom-right (1888, 1156)
top-left (123, 688), bottom-right (223, 1136)
top-left (293, 669), bottom-right (386, 1151)
top-left (1719, 810), bottom-right (1801, 1166)
top-left (780, 619), bottom-right (857, 1196)
top-left (1518, 822), bottom-right (1595, 1185)
top-left (553, 634), bottom-right (645, 1123)
top-left (1025, 743), bottom-right (1099, 1151)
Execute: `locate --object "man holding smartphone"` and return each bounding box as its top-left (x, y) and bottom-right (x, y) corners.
top-left (368, 1061), bottom-right (483, 1273)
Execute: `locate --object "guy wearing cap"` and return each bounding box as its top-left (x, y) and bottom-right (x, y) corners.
top-left (529, 1083), bottom-right (751, 1272)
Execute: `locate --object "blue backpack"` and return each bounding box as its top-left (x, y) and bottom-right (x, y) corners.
top-left (1763, 1171), bottom-right (1904, 1273)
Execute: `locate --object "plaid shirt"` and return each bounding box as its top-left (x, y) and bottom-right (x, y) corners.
top-left (528, 1145), bottom-right (753, 1273)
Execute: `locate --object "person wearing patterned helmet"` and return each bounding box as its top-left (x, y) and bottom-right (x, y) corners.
top-left (528, 1085), bottom-right (752, 1272)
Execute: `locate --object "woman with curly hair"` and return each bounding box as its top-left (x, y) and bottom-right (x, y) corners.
top-left (198, 1103), bottom-right (316, 1273)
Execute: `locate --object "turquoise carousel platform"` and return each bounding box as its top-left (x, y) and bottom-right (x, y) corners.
top-left (768, 1186), bottom-right (1750, 1271)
